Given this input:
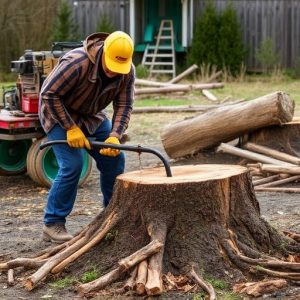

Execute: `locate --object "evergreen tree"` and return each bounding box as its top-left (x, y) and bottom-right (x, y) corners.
top-left (187, 1), bottom-right (219, 67)
top-left (51, 1), bottom-right (79, 42)
top-left (218, 4), bottom-right (245, 75)
top-left (96, 13), bottom-right (115, 33)
top-left (256, 38), bottom-right (279, 73)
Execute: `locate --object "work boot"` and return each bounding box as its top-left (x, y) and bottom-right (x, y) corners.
top-left (42, 223), bottom-right (73, 244)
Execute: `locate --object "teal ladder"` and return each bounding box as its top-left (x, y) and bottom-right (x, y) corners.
top-left (142, 19), bottom-right (176, 78)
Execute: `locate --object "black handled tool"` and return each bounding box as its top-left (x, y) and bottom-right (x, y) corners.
top-left (40, 140), bottom-right (172, 177)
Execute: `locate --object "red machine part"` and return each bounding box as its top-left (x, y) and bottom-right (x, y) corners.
top-left (0, 114), bottom-right (40, 130)
top-left (22, 94), bottom-right (39, 113)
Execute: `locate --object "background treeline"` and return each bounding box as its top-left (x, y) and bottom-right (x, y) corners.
top-left (0, 0), bottom-right (117, 76)
top-left (0, 0), bottom-right (62, 73)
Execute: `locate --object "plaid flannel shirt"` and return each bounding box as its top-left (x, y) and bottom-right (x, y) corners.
top-left (39, 44), bottom-right (135, 139)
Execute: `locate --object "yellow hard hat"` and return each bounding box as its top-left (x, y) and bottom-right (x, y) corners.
top-left (103, 31), bottom-right (134, 74)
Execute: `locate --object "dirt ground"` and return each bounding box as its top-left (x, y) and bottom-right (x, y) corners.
top-left (0, 112), bottom-right (300, 300)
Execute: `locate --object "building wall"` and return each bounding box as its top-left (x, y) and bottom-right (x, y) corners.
top-left (70, 0), bottom-right (300, 69)
top-left (194, 0), bottom-right (298, 69)
top-left (70, 0), bottom-right (129, 35)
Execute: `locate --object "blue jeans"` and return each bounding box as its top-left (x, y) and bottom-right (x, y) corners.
top-left (44, 119), bottom-right (125, 225)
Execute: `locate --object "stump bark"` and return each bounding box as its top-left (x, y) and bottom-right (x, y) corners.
top-left (1, 165), bottom-right (300, 297)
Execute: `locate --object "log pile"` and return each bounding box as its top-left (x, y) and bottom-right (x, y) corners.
top-left (160, 90), bottom-right (300, 192)
top-left (161, 91), bottom-right (294, 158)
top-left (135, 64), bottom-right (223, 98)
top-left (217, 141), bottom-right (300, 193)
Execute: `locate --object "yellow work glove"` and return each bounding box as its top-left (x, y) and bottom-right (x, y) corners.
top-left (66, 126), bottom-right (91, 149)
top-left (100, 137), bottom-right (120, 157)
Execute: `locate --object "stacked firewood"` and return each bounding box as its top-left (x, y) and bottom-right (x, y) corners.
top-left (217, 142), bottom-right (300, 193)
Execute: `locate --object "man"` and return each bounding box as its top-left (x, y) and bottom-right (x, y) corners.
top-left (39, 31), bottom-right (135, 243)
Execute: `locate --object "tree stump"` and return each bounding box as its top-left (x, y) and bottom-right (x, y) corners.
top-left (242, 121), bottom-right (300, 158)
top-left (1, 165), bottom-right (300, 297)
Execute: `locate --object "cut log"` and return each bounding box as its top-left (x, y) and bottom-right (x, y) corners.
top-left (254, 187), bottom-right (300, 193)
top-left (135, 83), bottom-right (224, 96)
top-left (136, 85), bottom-right (190, 95)
top-left (242, 121), bottom-right (300, 158)
top-left (135, 78), bottom-right (174, 87)
top-left (145, 222), bottom-right (167, 295)
top-left (135, 261), bottom-right (148, 294)
top-left (255, 175), bottom-right (300, 188)
top-left (7, 269), bottom-right (14, 286)
top-left (161, 91), bottom-right (294, 159)
top-left (132, 105), bottom-right (219, 114)
top-left (217, 143), bottom-right (293, 166)
top-left (168, 64), bottom-right (198, 84)
top-left (202, 89), bottom-right (218, 102)
top-left (252, 175), bottom-right (281, 186)
top-left (243, 142), bottom-right (300, 165)
top-left (257, 164), bottom-right (300, 175)
top-left (206, 70), bottom-right (223, 83)
top-left (2, 164), bottom-right (300, 297)
top-left (78, 240), bottom-right (163, 295)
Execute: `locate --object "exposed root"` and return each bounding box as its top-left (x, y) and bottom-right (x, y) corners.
top-left (221, 240), bottom-right (250, 271)
top-left (78, 239), bottom-right (163, 295)
top-left (0, 213), bottom-right (110, 272)
top-left (250, 266), bottom-right (300, 281)
top-left (0, 258), bottom-right (46, 271)
top-left (228, 229), bottom-right (280, 261)
top-left (51, 212), bottom-right (119, 273)
top-left (222, 236), bottom-right (300, 281)
top-left (236, 240), bottom-right (280, 260)
top-left (24, 211), bottom-right (119, 291)
top-left (188, 267), bottom-right (216, 300)
top-left (283, 231), bottom-right (300, 243)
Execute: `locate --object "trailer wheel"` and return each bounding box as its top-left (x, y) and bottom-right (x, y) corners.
top-left (27, 138), bottom-right (93, 188)
top-left (0, 140), bottom-right (32, 175)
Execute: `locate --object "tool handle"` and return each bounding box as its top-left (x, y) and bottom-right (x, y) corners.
top-left (40, 140), bottom-right (172, 177)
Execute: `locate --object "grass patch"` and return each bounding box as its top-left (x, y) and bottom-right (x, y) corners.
top-left (207, 278), bottom-right (229, 290)
top-left (80, 266), bottom-right (100, 283)
top-left (216, 290), bottom-right (243, 300)
top-left (49, 276), bottom-right (76, 288)
top-left (134, 97), bottom-right (201, 107)
top-left (193, 293), bottom-right (206, 300)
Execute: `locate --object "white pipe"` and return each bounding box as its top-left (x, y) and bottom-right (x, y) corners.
top-left (182, 0), bottom-right (188, 47)
top-left (129, 0), bottom-right (135, 43)
top-left (189, 0), bottom-right (194, 44)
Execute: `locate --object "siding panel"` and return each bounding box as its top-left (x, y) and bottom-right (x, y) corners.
top-left (70, 0), bottom-right (300, 69)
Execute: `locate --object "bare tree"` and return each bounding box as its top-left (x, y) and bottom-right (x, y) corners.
top-left (0, 0), bottom-right (60, 73)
